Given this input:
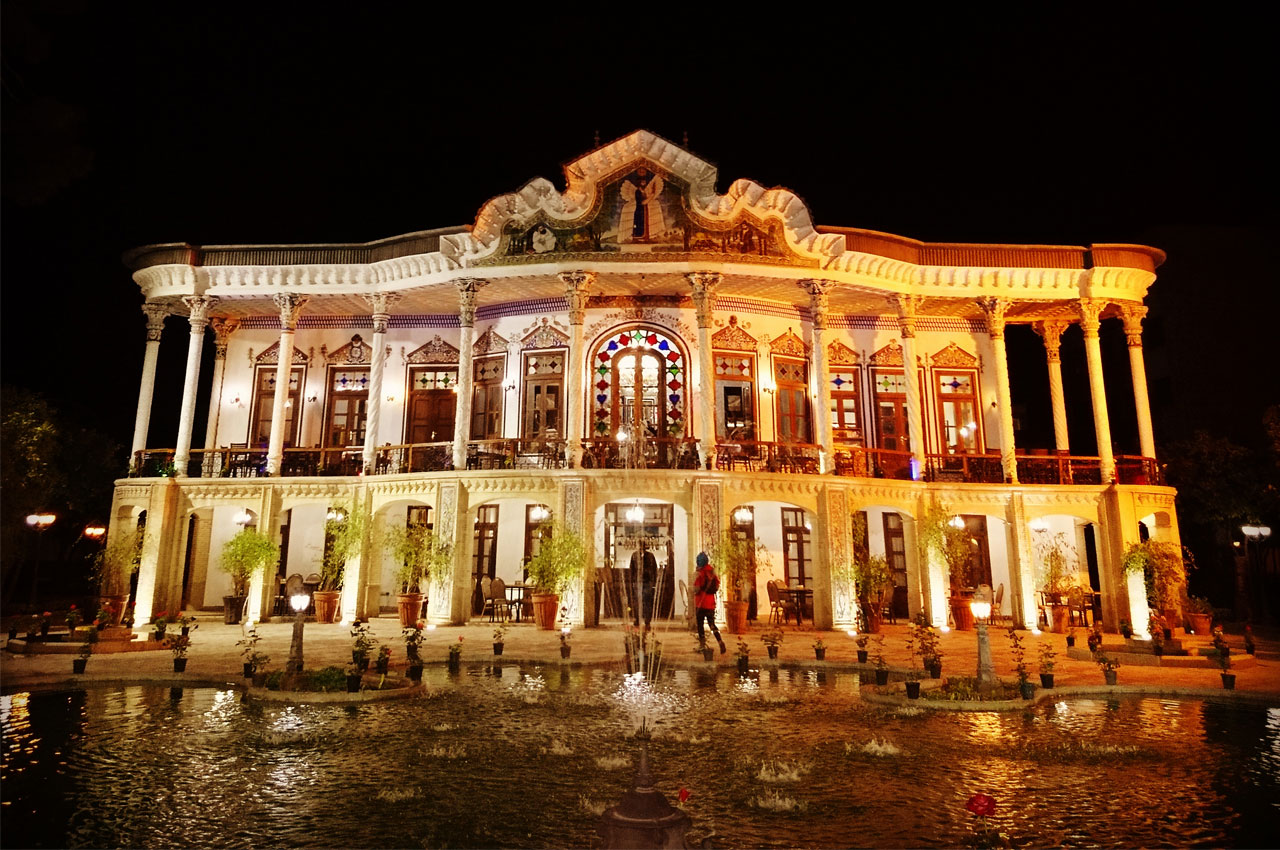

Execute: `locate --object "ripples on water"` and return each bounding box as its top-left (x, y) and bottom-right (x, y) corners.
top-left (2, 666), bottom-right (1277, 849)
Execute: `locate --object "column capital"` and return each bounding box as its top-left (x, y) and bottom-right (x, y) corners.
top-left (364, 292), bottom-right (401, 334)
top-left (141, 302), bottom-right (169, 341)
top-left (799, 279), bottom-right (835, 330)
top-left (976, 297), bottom-right (1011, 340)
top-left (1078, 299), bottom-right (1108, 338)
top-left (559, 271), bottom-right (595, 324)
top-left (182, 295), bottom-right (218, 331)
top-left (1032, 320), bottom-right (1070, 363)
top-left (456, 278), bottom-right (488, 327)
top-left (688, 272), bottom-right (721, 329)
top-left (1118, 304), bottom-right (1148, 347)
top-left (273, 294), bottom-right (308, 331)
top-left (210, 317), bottom-right (240, 359)
top-left (893, 294), bottom-right (921, 338)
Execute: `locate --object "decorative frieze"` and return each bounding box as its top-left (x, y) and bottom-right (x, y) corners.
top-left (870, 340), bottom-right (905, 367)
top-left (521, 317), bottom-right (570, 349)
top-left (770, 328), bottom-right (808, 358)
top-left (472, 326), bottom-right (509, 355)
top-left (254, 341), bottom-right (309, 365)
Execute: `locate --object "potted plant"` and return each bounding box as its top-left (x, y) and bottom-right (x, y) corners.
top-left (1119, 619), bottom-right (1133, 640)
top-left (920, 503), bottom-right (976, 630)
top-left (1211, 626), bottom-right (1234, 688)
top-left (904, 627), bottom-right (922, 699)
top-left (166, 633), bottom-right (191, 673)
top-left (760, 630), bottom-right (784, 661)
top-left (1186, 596), bottom-right (1213, 635)
top-left (559, 622), bottom-right (572, 660)
top-left (1034, 531), bottom-right (1076, 633)
top-left (1065, 627), bottom-right (1077, 649)
top-left (403, 620), bottom-right (425, 680)
top-left (734, 639), bottom-right (751, 675)
top-left (872, 634), bottom-right (889, 685)
top-left (315, 503), bottom-right (366, 624)
top-left (855, 632), bottom-right (870, 664)
top-left (1087, 623), bottom-right (1103, 655)
top-left (1097, 653), bottom-right (1120, 685)
top-left (1148, 613), bottom-right (1166, 657)
top-left (176, 613), bottom-right (198, 637)
top-left (1244, 626), bottom-right (1256, 656)
top-left (1122, 540), bottom-right (1192, 629)
top-left (1038, 641), bottom-right (1056, 688)
top-left (350, 621), bottom-right (376, 671)
top-left (696, 635), bottom-right (714, 662)
top-left (73, 629), bottom-right (97, 674)
top-left (710, 532), bottom-right (767, 635)
top-left (237, 629), bottom-right (269, 678)
top-left (384, 522), bottom-right (451, 628)
top-left (1008, 627), bottom-right (1033, 699)
top-left (374, 645), bottom-right (393, 675)
top-left (345, 662), bottom-right (363, 693)
top-left (493, 621), bottom-right (509, 656)
top-left (39, 611), bottom-right (52, 637)
top-left (151, 611), bottom-right (170, 642)
top-left (848, 540), bottom-right (892, 634)
top-left (524, 521), bottom-right (586, 631)
top-left (64, 605), bottom-right (81, 636)
top-left (91, 534), bottom-right (140, 626)
top-left (447, 635), bottom-right (464, 671)
top-left (813, 638), bottom-right (826, 661)
top-left (219, 528), bottom-right (279, 625)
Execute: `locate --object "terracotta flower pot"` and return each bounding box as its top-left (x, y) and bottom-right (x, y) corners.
top-left (725, 600), bottom-right (749, 634)
top-left (313, 590), bottom-right (341, 624)
top-left (396, 593), bottom-right (424, 628)
top-left (531, 593), bottom-right (559, 630)
top-left (1187, 613), bottom-right (1212, 635)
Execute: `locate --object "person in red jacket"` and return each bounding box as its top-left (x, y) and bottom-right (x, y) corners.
top-left (693, 551), bottom-right (727, 654)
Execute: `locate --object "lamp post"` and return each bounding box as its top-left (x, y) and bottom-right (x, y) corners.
top-left (1241, 525), bottom-right (1272, 621)
top-left (286, 593), bottom-right (310, 675)
top-left (26, 513), bottom-right (57, 607)
top-left (970, 594), bottom-right (994, 687)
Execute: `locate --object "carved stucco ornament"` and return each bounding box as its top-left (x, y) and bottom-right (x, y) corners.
top-left (255, 340), bottom-right (310, 366)
top-left (407, 335), bottom-right (461, 364)
top-left (521, 317), bottom-right (570, 349)
top-left (931, 342), bottom-right (978, 368)
top-left (869, 340), bottom-right (905, 367)
top-left (473, 326), bottom-right (509, 355)
top-left (711, 316), bottom-right (758, 352)
top-left (770, 328), bottom-right (808, 358)
top-left (826, 339), bottom-right (859, 366)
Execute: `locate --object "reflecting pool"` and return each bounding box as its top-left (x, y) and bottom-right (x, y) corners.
top-left (2, 666), bottom-right (1278, 848)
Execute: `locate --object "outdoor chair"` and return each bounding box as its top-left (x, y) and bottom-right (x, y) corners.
top-left (1067, 585), bottom-right (1091, 627)
top-left (878, 588), bottom-right (896, 625)
top-left (992, 583), bottom-right (1006, 624)
top-left (484, 577), bottom-right (512, 622)
top-left (766, 580), bottom-right (798, 625)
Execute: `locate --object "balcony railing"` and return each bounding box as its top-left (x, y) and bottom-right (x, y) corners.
top-left (129, 443), bottom-right (1163, 486)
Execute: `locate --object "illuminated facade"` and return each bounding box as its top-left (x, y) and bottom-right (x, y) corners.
top-left (112, 130), bottom-right (1179, 635)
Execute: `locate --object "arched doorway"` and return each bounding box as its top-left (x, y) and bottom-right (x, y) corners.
top-left (590, 326), bottom-right (688, 439)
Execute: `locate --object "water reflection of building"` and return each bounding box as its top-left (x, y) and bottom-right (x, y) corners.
top-left (112, 130), bottom-right (1179, 634)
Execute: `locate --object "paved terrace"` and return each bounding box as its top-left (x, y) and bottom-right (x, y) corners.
top-left (4, 616), bottom-right (1279, 701)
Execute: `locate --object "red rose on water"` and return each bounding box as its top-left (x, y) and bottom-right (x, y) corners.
top-left (965, 793), bottom-right (996, 817)
top-left (678, 787), bottom-right (690, 803)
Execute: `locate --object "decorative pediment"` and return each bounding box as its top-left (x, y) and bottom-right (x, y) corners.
top-left (932, 342), bottom-right (978, 368)
top-left (441, 130), bottom-right (846, 268)
top-left (473, 326), bottom-right (508, 355)
top-left (771, 328), bottom-right (808, 359)
top-left (521, 317), bottom-right (569, 349)
top-left (712, 316), bottom-right (758, 352)
top-left (255, 341), bottom-right (309, 366)
top-left (407, 335), bottom-right (460, 364)
top-left (827, 340), bottom-right (859, 366)
top-left (870, 341), bottom-right (905, 366)
top-left (324, 334), bottom-right (373, 365)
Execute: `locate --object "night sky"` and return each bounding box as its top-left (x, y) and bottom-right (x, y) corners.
top-left (3, 4), bottom-right (1276, 463)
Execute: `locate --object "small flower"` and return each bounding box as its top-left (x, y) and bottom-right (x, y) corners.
top-left (42, 611), bottom-right (51, 618)
top-left (69, 604), bottom-right (77, 611)
top-left (965, 793), bottom-right (996, 817)
top-left (678, 787), bottom-right (690, 804)
top-left (416, 620), bottom-right (425, 630)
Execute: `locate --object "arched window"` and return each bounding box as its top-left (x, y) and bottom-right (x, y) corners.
top-left (590, 327), bottom-right (687, 437)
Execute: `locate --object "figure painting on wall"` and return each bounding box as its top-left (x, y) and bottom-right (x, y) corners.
top-left (618, 167), bottom-right (666, 243)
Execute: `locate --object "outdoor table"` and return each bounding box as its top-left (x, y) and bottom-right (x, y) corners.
top-left (778, 585), bottom-right (813, 625)
top-left (505, 582), bottom-right (531, 622)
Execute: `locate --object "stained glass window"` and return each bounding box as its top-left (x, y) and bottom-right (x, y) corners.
top-left (590, 327), bottom-right (685, 436)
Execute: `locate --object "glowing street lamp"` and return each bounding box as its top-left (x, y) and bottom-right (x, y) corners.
top-left (286, 593), bottom-right (311, 675)
top-left (970, 592), bottom-right (994, 686)
top-left (84, 525), bottom-right (106, 541)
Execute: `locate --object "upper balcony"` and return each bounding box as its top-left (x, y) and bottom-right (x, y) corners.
top-left (127, 438), bottom-right (1163, 487)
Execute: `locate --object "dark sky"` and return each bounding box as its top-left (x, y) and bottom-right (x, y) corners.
top-left (3, 3), bottom-right (1276, 461)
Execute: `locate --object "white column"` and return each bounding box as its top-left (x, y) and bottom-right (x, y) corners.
top-left (979, 297), bottom-right (1018, 483)
top-left (267, 295), bottom-right (307, 476)
top-left (560, 271), bottom-right (593, 468)
top-left (203, 318), bottom-right (239, 453)
top-left (130, 303), bottom-right (170, 470)
top-left (1120, 305), bottom-right (1157, 460)
top-left (1079, 299), bottom-right (1116, 482)
top-left (1033, 320), bottom-right (1071, 453)
top-left (173, 296), bottom-right (217, 477)
top-left (362, 293), bottom-right (398, 473)
top-left (689, 272), bottom-right (721, 470)
top-left (451, 279), bottom-right (487, 470)
top-left (895, 296), bottom-right (925, 479)
top-left (802, 280), bottom-right (835, 472)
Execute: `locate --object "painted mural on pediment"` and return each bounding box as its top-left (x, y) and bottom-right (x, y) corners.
top-left (255, 341), bottom-right (309, 365)
top-left (869, 341), bottom-right (904, 366)
top-left (406, 335), bottom-right (460, 364)
top-left (484, 163), bottom-right (804, 266)
top-left (521, 317), bottom-right (569, 350)
top-left (827, 340), bottom-right (859, 366)
top-left (770, 329), bottom-right (808, 358)
top-left (473, 326), bottom-right (508, 355)
top-left (711, 316), bottom-right (758, 352)
top-left (324, 334), bottom-right (373, 365)
top-left (931, 342), bottom-right (977, 368)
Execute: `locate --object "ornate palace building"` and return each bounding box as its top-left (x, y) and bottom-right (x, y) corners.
top-left (113, 130), bottom-right (1178, 635)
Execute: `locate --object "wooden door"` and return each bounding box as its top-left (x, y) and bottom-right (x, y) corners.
top-left (408, 390), bottom-right (456, 443)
